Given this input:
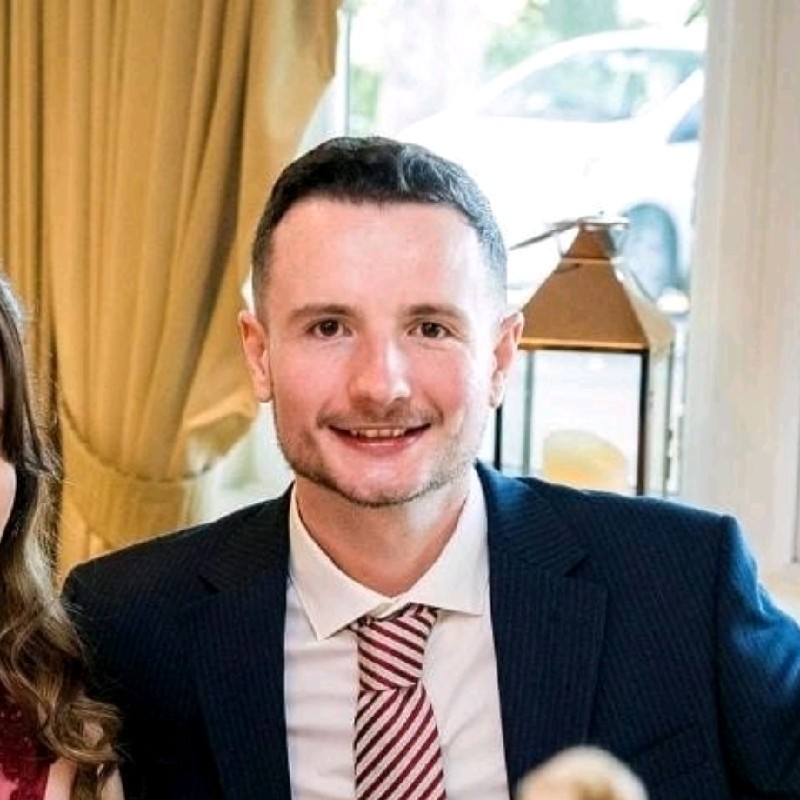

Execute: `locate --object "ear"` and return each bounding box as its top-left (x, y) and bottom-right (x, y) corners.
top-left (238, 310), bottom-right (273, 403)
top-left (489, 311), bottom-right (523, 408)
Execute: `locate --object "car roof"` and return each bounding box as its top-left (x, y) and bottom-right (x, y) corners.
top-left (466, 25), bottom-right (707, 107)
top-left (515, 24), bottom-right (707, 65)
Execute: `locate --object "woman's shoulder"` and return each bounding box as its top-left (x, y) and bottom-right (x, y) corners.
top-left (0, 695), bottom-right (123, 799)
top-left (43, 762), bottom-right (124, 800)
top-left (42, 759), bottom-right (74, 800)
top-left (0, 690), bottom-right (52, 800)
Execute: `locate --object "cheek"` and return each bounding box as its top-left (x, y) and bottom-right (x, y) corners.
top-left (273, 344), bottom-right (351, 394)
top-left (419, 351), bottom-right (492, 409)
top-left (269, 353), bottom-right (340, 422)
top-left (273, 355), bottom-right (318, 394)
top-left (0, 461), bottom-right (17, 536)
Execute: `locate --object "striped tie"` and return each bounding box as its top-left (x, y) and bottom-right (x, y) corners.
top-left (350, 603), bottom-right (446, 800)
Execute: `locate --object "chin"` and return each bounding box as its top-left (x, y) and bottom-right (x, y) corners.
top-left (516, 747), bottom-right (647, 800)
top-left (329, 479), bottom-right (435, 509)
top-left (291, 445), bottom-right (475, 509)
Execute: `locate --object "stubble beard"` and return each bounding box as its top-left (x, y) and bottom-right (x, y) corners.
top-left (270, 401), bottom-right (487, 509)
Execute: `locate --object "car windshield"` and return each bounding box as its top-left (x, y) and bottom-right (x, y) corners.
top-left (479, 47), bottom-right (702, 122)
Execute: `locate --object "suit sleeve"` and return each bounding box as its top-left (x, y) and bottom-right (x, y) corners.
top-left (63, 566), bottom-right (146, 800)
top-left (715, 515), bottom-right (800, 794)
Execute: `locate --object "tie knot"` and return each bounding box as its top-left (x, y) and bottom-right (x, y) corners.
top-left (351, 603), bottom-right (438, 690)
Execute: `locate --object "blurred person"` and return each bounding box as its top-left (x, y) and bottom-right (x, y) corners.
top-left (517, 747), bottom-right (646, 800)
top-left (0, 274), bottom-right (122, 800)
top-left (66, 138), bottom-right (800, 799)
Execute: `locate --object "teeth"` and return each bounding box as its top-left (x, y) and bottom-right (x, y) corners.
top-left (351, 428), bottom-right (406, 439)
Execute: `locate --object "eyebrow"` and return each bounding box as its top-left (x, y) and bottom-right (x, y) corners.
top-left (286, 304), bottom-right (355, 325)
top-left (405, 303), bottom-right (468, 322)
top-left (286, 302), bottom-right (470, 324)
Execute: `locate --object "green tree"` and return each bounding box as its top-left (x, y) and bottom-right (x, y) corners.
top-left (485, 1), bottom-right (548, 77)
top-left (686, 1), bottom-right (707, 24)
top-left (543, 0), bottom-right (620, 38)
top-left (485, 0), bottom-right (621, 78)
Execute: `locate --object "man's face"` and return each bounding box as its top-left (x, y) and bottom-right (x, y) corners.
top-left (240, 198), bottom-right (520, 510)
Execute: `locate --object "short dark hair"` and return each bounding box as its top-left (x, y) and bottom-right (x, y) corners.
top-left (250, 136), bottom-right (507, 305)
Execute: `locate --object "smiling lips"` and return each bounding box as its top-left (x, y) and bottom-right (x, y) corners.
top-left (334, 424), bottom-right (430, 441)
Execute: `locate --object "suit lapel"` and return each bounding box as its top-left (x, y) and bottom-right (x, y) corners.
top-left (478, 465), bottom-right (607, 792)
top-left (181, 494), bottom-right (292, 800)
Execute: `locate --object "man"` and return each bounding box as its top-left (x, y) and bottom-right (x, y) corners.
top-left (65, 137), bottom-right (800, 800)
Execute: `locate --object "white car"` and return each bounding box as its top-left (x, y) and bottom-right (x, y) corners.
top-left (400, 26), bottom-right (705, 300)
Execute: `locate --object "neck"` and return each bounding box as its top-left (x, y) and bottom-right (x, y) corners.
top-left (294, 476), bottom-right (471, 596)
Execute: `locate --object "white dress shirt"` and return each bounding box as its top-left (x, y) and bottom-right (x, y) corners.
top-left (285, 469), bottom-right (509, 799)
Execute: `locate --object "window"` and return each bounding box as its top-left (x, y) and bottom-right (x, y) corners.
top-left (481, 48), bottom-right (702, 122)
top-left (669, 99), bottom-right (701, 143)
top-left (339, 0), bottom-right (705, 495)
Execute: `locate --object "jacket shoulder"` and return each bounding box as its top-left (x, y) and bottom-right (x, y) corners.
top-left (479, 462), bottom-right (737, 569)
top-left (64, 495), bottom-right (288, 605)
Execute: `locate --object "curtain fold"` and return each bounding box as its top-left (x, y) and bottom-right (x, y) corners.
top-left (2, 0), bottom-right (340, 572)
top-left (1, 0), bottom-right (57, 426)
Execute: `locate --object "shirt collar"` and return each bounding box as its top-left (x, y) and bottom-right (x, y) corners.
top-left (289, 468), bottom-right (489, 641)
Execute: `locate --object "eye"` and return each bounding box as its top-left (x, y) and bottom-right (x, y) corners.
top-left (311, 318), bottom-right (346, 338)
top-left (415, 321), bottom-right (450, 339)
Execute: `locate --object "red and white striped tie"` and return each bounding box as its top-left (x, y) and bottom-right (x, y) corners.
top-left (350, 603), bottom-right (447, 800)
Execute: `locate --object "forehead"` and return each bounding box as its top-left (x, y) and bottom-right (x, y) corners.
top-left (275, 196), bottom-right (477, 244)
top-left (268, 198), bottom-right (489, 290)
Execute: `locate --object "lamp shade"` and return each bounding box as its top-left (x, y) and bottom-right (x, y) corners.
top-left (519, 219), bottom-right (674, 356)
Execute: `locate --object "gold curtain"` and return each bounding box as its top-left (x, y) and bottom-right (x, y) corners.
top-left (1, 2), bottom-right (57, 424)
top-left (1, 0), bottom-right (340, 572)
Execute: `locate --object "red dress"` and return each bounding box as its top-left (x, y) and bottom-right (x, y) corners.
top-left (0, 690), bottom-right (51, 800)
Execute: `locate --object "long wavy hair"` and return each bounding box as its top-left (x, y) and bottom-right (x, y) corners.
top-left (0, 274), bottom-right (119, 798)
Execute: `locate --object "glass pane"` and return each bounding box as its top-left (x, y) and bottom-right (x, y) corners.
top-left (480, 48), bottom-right (702, 122)
top-left (646, 349), bottom-right (673, 495)
top-left (499, 350), bottom-right (642, 494)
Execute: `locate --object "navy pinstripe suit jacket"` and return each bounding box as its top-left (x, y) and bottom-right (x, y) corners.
top-left (65, 463), bottom-right (800, 799)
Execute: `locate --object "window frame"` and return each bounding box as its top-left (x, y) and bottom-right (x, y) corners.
top-left (681, 0), bottom-right (800, 612)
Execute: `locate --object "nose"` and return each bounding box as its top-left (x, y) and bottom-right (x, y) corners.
top-left (348, 336), bottom-right (411, 409)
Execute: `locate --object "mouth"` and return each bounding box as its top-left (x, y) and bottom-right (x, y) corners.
top-left (331, 424), bottom-right (430, 442)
